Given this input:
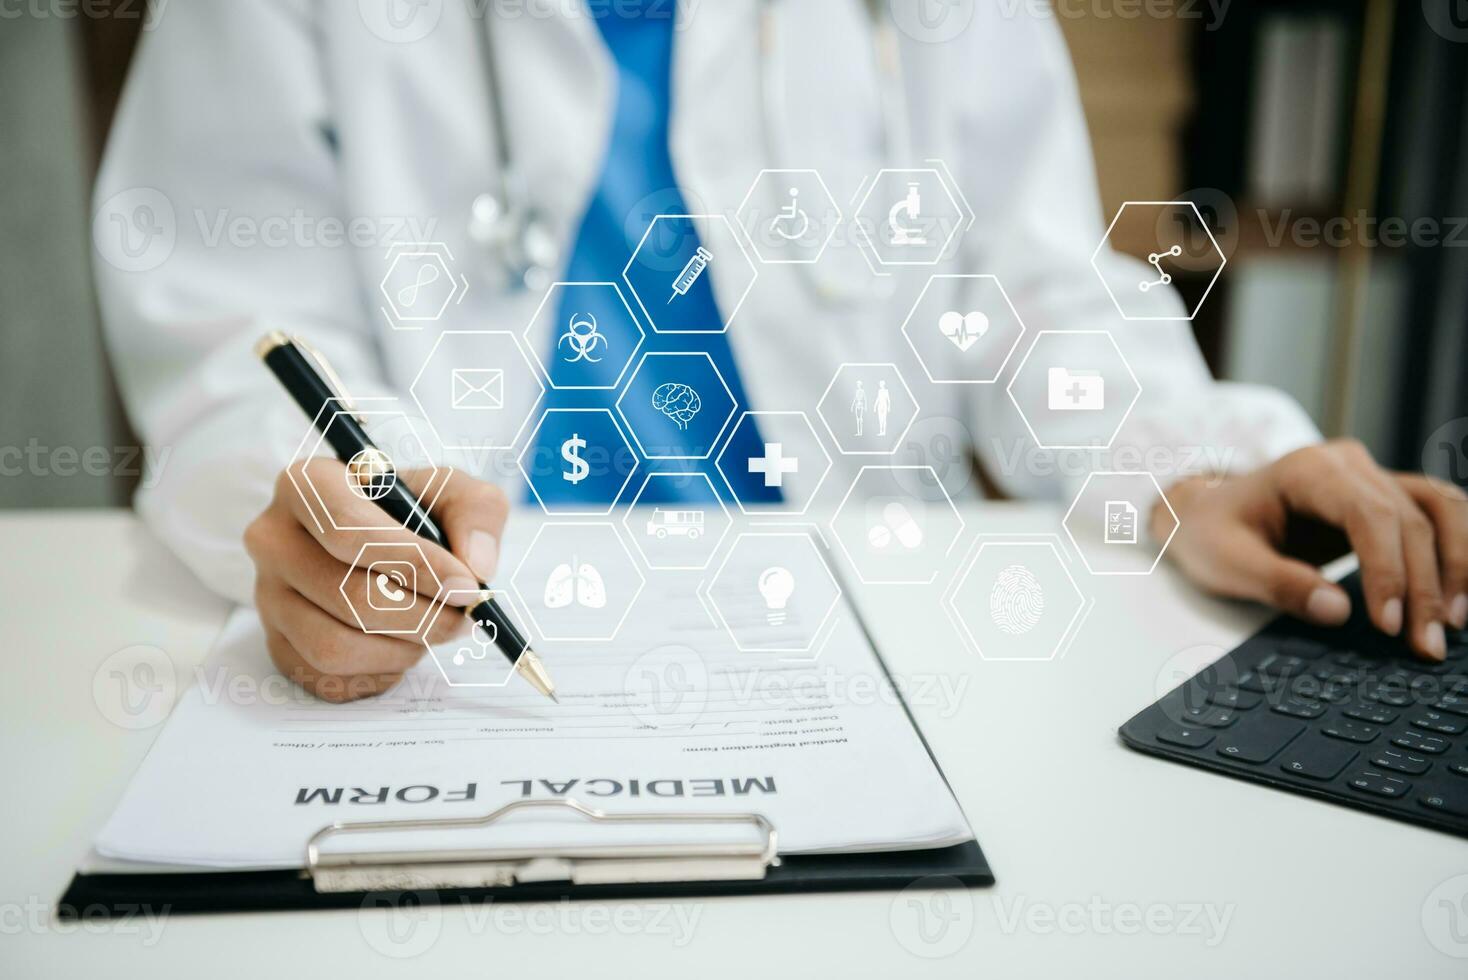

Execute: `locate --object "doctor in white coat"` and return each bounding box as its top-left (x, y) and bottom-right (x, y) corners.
top-left (94, 0), bottom-right (1466, 701)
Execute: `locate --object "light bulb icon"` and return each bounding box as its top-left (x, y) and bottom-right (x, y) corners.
top-left (757, 566), bottom-right (795, 626)
top-left (451, 618), bottom-right (498, 667)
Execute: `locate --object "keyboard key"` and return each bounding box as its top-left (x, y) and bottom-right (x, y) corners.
top-left (1347, 770), bottom-right (1411, 799)
top-left (1322, 720), bottom-right (1380, 744)
top-left (1287, 675), bottom-right (1326, 700)
top-left (1176, 705), bottom-right (1238, 728)
top-left (1434, 694), bottom-right (1468, 717)
top-left (1419, 784), bottom-right (1468, 817)
top-left (1391, 731), bottom-right (1450, 754)
top-left (1258, 654), bottom-right (1310, 678)
top-left (1216, 715), bottom-right (1305, 764)
top-left (1271, 698), bottom-right (1326, 720)
top-left (1343, 704), bottom-right (1398, 725)
top-left (1156, 726), bottom-right (1215, 749)
top-left (1411, 711), bottom-right (1467, 736)
top-left (1370, 749), bottom-right (1431, 775)
top-left (1278, 735), bottom-right (1357, 781)
top-left (1364, 683), bottom-right (1414, 708)
top-left (1206, 688), bottom-right (1262, 711)
top-left (1448, 762), bottom-right (1468, 778)
top-left (1239, 671), bottom-right (1286, 695)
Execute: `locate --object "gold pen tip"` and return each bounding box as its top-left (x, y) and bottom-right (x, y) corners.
top-left (515, 648), bottom-right (558, 703)
top-left (254, 330), bottom-right (290, 359)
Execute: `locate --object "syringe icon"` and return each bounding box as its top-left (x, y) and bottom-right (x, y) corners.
top-left (667, 246), bottom-right (713, 304)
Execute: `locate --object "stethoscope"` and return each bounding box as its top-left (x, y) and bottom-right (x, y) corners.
top-left (466, 0), bottom-right (910, 306)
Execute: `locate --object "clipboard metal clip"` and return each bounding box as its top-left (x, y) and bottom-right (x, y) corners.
top-left (305, 798), bottom-right (780, 894)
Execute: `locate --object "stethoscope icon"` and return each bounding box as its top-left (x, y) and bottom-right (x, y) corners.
top-left (769, 187), bottom-right (810, 242)
top-left (451, 619), bottom-right (498, 667)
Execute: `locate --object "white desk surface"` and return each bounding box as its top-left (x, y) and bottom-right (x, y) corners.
top-left (2, 507), bottom-right (1463, 978)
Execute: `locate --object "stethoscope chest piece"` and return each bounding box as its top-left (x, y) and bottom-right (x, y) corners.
top-left (468, 192), bottom-right (559, 293)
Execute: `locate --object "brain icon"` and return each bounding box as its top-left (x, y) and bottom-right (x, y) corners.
top-left (652, 383), bottom-right (702, 430)
top-left (988, 563), bottom-right (1044, 635)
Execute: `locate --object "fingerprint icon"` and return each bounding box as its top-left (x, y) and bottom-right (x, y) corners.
top-left (989, 564), bottom-right (1044, 635)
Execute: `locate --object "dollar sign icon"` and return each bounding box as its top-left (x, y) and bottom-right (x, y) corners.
top-left (561, 433), bottom-right (590, 485)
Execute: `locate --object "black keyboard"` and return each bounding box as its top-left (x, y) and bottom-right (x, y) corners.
top-left (1120, 572), bottom-right (1468, 837)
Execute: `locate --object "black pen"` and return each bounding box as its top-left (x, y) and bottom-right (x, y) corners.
top-left (255, 331), bottom-right (558, 703)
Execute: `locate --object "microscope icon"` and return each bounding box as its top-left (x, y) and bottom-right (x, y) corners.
top-left (888, 182), bottom-right (927, 246)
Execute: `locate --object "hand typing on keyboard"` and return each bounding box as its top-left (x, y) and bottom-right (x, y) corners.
top-left (1157, 439), bottom-right (1468, 662)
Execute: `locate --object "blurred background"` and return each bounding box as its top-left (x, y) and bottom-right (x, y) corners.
top-left (2, 0), bottom-right (1466, 508)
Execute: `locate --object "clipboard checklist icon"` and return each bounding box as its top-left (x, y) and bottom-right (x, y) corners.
top-left (451, 368), bottom-right (504, 410)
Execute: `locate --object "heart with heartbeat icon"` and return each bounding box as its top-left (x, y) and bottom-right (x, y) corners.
top-left (938, 310), bottom-right (988, 352)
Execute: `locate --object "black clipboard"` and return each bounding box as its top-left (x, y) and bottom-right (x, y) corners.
top-left (59, 563), bottom-right (991, 917)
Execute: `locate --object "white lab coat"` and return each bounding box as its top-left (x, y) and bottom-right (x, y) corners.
top-left (94, 0), bottom-right (1319, 605)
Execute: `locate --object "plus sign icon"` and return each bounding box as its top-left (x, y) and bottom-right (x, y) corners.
top-left (748, 442), bottom-right (801, 488)
top-left (716, 411), bottom-right (833, 516)
top-left (1006, 331), bottom-right (1140, 450)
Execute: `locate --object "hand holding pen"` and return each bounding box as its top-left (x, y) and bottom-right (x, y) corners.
top-left (246, 334), bottom-right (556, 703)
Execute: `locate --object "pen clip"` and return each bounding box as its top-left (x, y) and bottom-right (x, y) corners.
top-left (291, 335), bottom-right (364, 425)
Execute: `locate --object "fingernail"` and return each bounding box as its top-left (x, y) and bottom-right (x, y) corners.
top-left (1450, 594), bottom-right (1468, 630)
top-left (1380, 597), bottom-right (1403, 636)
top-left (443, 576), bottom-right (481, 599)
top-left (1306, 587), bottom-right (1351, 626)
top-left (468, 530), bottom-right (499, 582)
top-left (1424, 621), bottom-right (1447, 661)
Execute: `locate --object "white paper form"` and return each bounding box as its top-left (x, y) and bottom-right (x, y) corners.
top-left (95, 564), bottom-right (972, 870)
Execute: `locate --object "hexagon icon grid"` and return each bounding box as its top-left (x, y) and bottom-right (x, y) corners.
top-left (409, 330), bottom-right (545, 452)
top-left (524, 281), bottom-right (645, 390)
top-left (901, 274), bottom-right (1027, 385)
top-left (705, 531), bottom-right (843, 655)
top-left (419, 588), bottom-right (532, 688)
top-left (829, 465), bottom-right (965, 586)
top-left (623, 471), bottom-right (732, 572)
top-left (517, 407), bottom-right (640, 515)
top-left (623, 214), bottom-right (758, 333)
top-left (340, 541), bottom-right (442, 636)
top-left (943, 537), bottom-right (1092, 662)
top-left (1091, 201), bottom-right (1226, 321)
top-left (510, 521), bottom-right (645, 643)
top-left (1062, 471), bottom-right (1180, 576)
top-left (616, 351), bottom-right (738, 461)
top-left (288, 400), bottom-right (449, 535)
top-left (851, 168), bottom-right (963, 267)
top-left (735, 169), bottom-right (843, 264)
top-left (1004, 330), bottom-right (1141, 450)
top-left (816, 363), bottom-right (920, 456)
top-left (378, 241), bottom-right (468, 329)
top-left (715, 410), bottom-right (833, 516)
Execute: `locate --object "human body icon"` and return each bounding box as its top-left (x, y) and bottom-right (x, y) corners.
top-left (851, 379), bottom-right (892, 437)
top-left (874, 380), bottom-right (892, 436)
top-left (770, 187), bottom-right (810, 242)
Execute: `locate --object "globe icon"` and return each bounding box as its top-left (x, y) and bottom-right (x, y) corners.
top-left (345, 449), bottom-right (396, 501)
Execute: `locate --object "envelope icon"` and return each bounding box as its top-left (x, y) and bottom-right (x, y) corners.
top-left (451, 368), bottom-right (504, 411)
